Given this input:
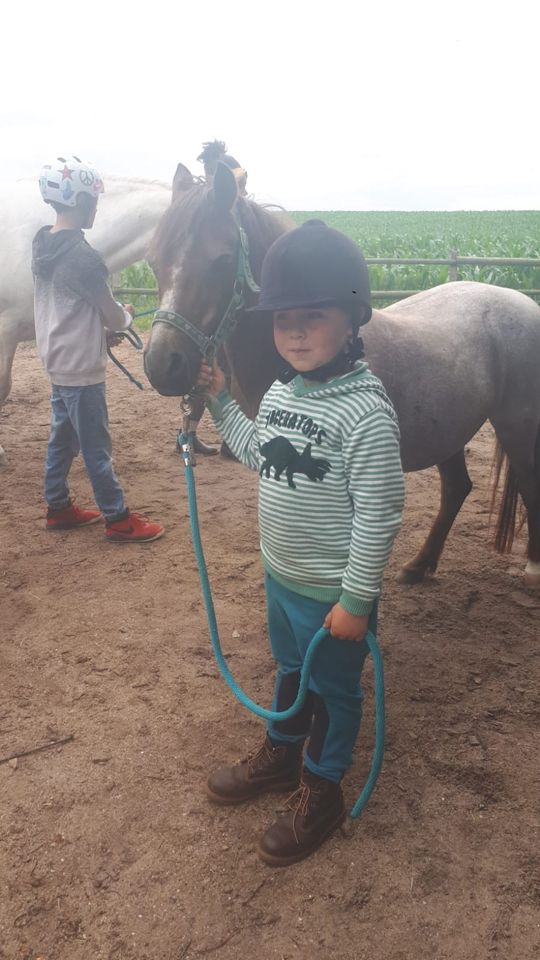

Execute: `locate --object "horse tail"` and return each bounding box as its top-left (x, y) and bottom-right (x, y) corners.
top-left (490, 440), bottom-right (520, 554)
top-left (535, 422), bottom-right (540, 490)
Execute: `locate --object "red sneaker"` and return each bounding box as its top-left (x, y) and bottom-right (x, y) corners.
top-left (105, 511), bottom-right (164, 543)
top-left (46, 501), bottom-right (102, 530)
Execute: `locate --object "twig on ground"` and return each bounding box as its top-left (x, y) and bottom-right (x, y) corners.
top-left (0, 734), bottom-right (74, 766)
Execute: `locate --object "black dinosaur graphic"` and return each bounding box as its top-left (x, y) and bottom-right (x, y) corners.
top-left (259, 436), bottom-right (332, 489)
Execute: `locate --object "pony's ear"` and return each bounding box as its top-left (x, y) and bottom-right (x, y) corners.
top-left (172, 163), bottom-right (193, 201)
top-left (212, 161), bottom-right (238, 213)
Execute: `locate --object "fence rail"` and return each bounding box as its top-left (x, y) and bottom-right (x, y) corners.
top-left (114, 255), bottom-right (540, 305)
top-left (364, 257), bottom-right (540, 267)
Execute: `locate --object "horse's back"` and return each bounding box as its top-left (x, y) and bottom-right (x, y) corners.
top-left (364, 282), bottom-right (540, 471)
top-left (0, 176), bottom-right (171, 329)
top-left (0, 182), bottom-right (48, 320)
top-left (381, 280), bottom-right (540, 330)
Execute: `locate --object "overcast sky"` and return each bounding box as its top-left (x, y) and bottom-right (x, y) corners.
top-left (2, 0), bottom-right (538, 210)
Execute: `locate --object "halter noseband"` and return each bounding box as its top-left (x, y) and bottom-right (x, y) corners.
top-left (151, 214), bottom-right (260, 362)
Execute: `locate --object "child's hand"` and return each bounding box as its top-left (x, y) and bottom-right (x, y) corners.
top-left (106, 331), bottom-right (123, 348)
top-left (323, 604), bottom-right (369, 642)
top-left (123, 303), bottom-right (135, 319)
top-left (196, 360), bottom-right (226, 396)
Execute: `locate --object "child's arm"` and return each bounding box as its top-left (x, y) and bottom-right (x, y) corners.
top-left (197, 361), bottom-right (261, 471)
top-left (90, 279), bottom-right (133, 332)
top-left (340, 407), bottom-right (405, 616)
top-left (71, 249), bottom-right (132, 332)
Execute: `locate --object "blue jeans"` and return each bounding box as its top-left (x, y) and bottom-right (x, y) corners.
top-left (265, 573), bottom-right (377, 783)
top-left (45, 383), bottom-right (126, 521)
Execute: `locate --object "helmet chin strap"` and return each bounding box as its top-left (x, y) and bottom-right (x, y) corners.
top-left (278, 337), bottom-right (365, 385)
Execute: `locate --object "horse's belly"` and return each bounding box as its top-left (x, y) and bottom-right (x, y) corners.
top-left (0, 308), bottom-right (35, 344)
top-left (391, 380), bottom-right (491, 471)
top-left (369, 355), bottom-right (493, 472)
top-left (364, 310), bottom-right (498, 472)
top-left (398, 411), bottom-right (487, 472)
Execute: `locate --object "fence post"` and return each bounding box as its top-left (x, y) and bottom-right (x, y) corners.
top-left (448, 251), bottom-right (459, 282)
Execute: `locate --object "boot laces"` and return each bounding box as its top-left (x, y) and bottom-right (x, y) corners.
top-left (284, 779), bottom-right (324, 843)
top-left (245, 740), bottom-right (278, 776)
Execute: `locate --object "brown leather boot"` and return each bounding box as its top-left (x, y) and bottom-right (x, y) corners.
top-left (258, 769), bottom-right (346, 866)
top-left (206, 735), bottom-right (303, 806)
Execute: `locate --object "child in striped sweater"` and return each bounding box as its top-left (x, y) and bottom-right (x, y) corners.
top-left (197, 220), bottom-right (404, 866)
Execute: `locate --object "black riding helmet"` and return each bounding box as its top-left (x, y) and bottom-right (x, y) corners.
top-left (248, 219), bottom-right (372, 332)
top-left (248, 220), bottom-right (372, 382)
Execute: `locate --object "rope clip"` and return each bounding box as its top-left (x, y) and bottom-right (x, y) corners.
top-left (178, 433), bottom-right (194, 468)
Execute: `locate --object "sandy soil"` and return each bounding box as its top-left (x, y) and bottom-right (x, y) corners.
top-left (0, 341), bottom-right (539, 960)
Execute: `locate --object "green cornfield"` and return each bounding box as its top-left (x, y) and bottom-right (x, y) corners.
top-left (120, 211), bottom-right (540, 330)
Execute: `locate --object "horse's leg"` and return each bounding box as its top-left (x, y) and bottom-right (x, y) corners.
top-left (490, 417), bottom-right (540, 589)
top-left (398, 449), bottom-right (472, 585)
top-left (525, 420), bottom-right (540, 585)
top-left (523, 428), bottom-right (540, 585)
top-left (0, 323), bottom-right (20, 467)
top-left (524, 502), bottom-right (540, 587)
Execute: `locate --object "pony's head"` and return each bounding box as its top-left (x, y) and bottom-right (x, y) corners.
top-left (144, 155), bottom-right (285, 396)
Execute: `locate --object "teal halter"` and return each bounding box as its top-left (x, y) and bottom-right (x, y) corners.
top-left (152, 214), bottom-right (260, 361)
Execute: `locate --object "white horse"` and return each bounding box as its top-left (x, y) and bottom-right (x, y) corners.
top-left (0, 176), bottom-right (171, 464)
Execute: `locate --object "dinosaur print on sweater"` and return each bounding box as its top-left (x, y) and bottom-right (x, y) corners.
top-left (259, 437), bottom-right (331, 489)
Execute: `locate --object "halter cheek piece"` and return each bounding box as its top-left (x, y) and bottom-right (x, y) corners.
top-left (151, 212), bottom-right (260, 460)
top-left (152, 214), bottom-right (260, 364)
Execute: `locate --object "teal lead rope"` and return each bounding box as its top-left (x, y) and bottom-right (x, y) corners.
top-left (178, 430), bottom-right (386, 819)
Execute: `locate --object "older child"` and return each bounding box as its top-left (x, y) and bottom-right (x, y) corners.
top-left (198, 220), bottom-right (404, 865)
top-left (33, 155), bottom-right (164, 542)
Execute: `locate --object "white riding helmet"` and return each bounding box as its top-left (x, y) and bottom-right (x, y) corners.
top-left (39, 155), bottom-right (104, 208)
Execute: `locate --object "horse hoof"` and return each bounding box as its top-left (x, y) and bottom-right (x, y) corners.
top-left (220, 441), bottom-right (238, 461)
top-left (524, 561), bottom-right (540, 590)
top-left (192, 436), bottom-right (219, 456)
top-left (397, 566), bottom-right (426, 585)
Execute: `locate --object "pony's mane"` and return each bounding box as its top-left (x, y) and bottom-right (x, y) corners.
top-left (148, 180), bottom-right (212, 267)
top-left (148, 179), bottom-right (291, 275)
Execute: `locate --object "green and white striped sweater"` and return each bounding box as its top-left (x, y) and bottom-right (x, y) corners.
top-left (208, 362), bottom-right (405, 615)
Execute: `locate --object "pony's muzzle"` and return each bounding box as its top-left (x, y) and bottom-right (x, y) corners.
top-left (143, 343), bottom-right (196, 396)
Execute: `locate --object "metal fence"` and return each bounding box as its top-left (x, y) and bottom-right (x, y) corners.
top-left (113, 255), bottom-right (540, 305)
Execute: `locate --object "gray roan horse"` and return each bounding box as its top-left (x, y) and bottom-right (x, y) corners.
top-left (144, 160), bottom-right (540, 590)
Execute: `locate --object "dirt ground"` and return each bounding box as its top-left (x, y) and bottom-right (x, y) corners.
top-left (1, 340), bottom-right (539, 960)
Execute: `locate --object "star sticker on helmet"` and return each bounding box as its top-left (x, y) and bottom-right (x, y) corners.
top-left (60, 164), bottom-right (74, 180)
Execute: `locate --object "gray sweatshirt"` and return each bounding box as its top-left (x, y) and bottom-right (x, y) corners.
top-left (32, 227), bottom-right (131, 386)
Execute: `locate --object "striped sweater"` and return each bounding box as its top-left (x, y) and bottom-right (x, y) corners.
top-left (208, 362), bottom-right (405, 615)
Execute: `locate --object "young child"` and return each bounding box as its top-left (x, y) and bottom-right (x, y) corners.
top-left (197, 219), bottom-right (405, 866)
top-left (33, 155), bottom-right (164, 542)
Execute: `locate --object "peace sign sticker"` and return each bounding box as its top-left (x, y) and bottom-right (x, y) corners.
top-left (79, 169), bottom-right (95, 187)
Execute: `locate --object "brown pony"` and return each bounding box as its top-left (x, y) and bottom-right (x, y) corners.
top-left (144, 159), bottom-right (540, 590)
